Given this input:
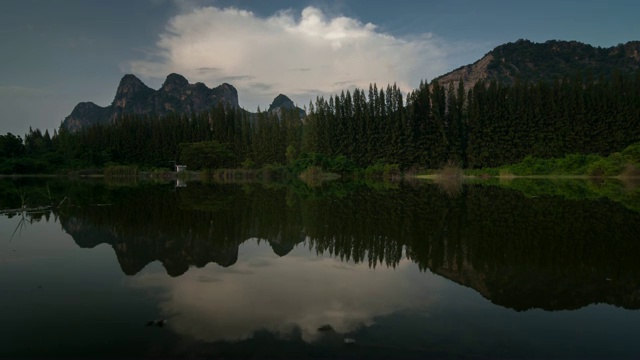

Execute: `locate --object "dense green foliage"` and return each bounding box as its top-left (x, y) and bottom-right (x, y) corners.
top-left (0, 104), bottom-right (303, 173)
top-left (103, 165), bottom-right (138, 177)
top-left (301, 72), bottom-right (640, 170)
top-left (485, 39), bottom-right (640, 84)
top-left (1, 71), bottom-right (639, 174)
top-left (178, 141), bottom-right (235, 170)
top-left (465, 141), bottom-right (640, 177)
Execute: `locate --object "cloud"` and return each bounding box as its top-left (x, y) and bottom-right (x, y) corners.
top-left (218, 74), bottom-right (256, 82)
top-left (196, 66), bottom-right (221, 73)
top-left (250, 82), bottom-right (274, 92)
top-left (127, 5), bottom-right (464, 111)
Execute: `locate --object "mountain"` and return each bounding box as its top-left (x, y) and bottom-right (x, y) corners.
top-left (60, 40), bottom-right (639, 132)
top-left (435, 39), bottom-right (640, 89)
top-left (62, 74), bottom-right (306, 131)
top-left (62, 73), bottom-right (239, 132)
top-left (267, 94), bottom-right (306, 118)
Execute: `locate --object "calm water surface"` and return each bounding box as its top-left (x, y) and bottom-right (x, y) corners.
top-left (1, 178), bottom-right (639, 358)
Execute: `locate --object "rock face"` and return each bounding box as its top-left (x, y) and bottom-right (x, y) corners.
top-left (267, 93), bottom-right (306, 118)
top-left (435, 39), bottom-right (640, 90)
top-left (62, 73), bottom-right (240, 132)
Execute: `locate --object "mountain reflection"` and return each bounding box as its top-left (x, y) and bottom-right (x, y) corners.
top-left (4, 179), bottom-right (640, 312)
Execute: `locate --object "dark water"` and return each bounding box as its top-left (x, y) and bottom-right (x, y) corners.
top-left (1, 178), bottom-right (639, 358)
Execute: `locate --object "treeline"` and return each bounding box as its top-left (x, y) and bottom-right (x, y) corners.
top-left (0, 104), bottom-right (302, 173)
top-left (302, 70), bottom-right (640, 169)
top-left (63, 104), bottom-right (303, 170)
top-left (1, 71), bottom-right (639, 174)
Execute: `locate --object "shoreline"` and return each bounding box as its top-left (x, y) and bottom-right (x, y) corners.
top-left (414, 174), bottom-right (640, 180)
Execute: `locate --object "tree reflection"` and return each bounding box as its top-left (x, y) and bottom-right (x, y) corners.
top-left (2, 178), bottom-right (640, 311)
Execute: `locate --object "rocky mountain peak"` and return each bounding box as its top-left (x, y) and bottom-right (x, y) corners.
top-left (267, 93), bottom-right (305, 118)
top-left (268, 94), bottom-right (295, 112)
top-left (162, 73), bottom-right (189, 91)
top-left (113, 74), bottom-right (153, 112)
top-left (114, 74), bottom-right (151, 99)
top-left (62, 73), bottom-right (242, 131)
top-left (217, 83), bottom-right (239, 108)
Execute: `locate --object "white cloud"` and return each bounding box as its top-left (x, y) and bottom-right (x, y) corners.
top-left (128, 5), bottom-right (461, 110)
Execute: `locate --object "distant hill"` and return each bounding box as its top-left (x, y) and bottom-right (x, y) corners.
top-left (435, 39), bottom-right (640, 89)
top-left (61, 74), bottom-right (305, 132)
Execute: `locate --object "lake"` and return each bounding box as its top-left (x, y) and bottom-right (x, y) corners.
top-left (1, 177), bottom-right (639, 358)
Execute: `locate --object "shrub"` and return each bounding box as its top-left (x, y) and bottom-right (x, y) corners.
top-left (361, 162), bottom-right (401, 179)
top-left (438, 162), bottom-right (464, 179)
top-left (241, 158), bottom-right (256, 169)
top-left (259, 164), bottom-right (290, 181)
top-left (299, 166), bottom-right (323, 187)
top-left (326, 155), bottom-right (358, 174)
top-left (104, 165), bottom-right (138, 177)
top-left (586, 156), bottom-right (625, 177)
top-left (622, 142), bottom-right (640, 163)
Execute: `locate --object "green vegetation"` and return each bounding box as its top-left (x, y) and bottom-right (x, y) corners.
top-left (299, 166), bottom-right (332, 187)
top-left (178, 141), bottom-right (235, 170)
top-left (485, 40), bottom-right (640, 85)
top-left (466, 141), bottom-right (640, 177)
top-left (1, 70), bottom-right (639, 176)
top-left (104, 165), bottom-right (138, 177)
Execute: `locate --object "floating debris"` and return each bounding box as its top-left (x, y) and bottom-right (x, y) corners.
top-left (344, 338), bottom-right (356, 345)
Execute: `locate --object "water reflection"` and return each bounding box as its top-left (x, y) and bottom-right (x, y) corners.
top-left (129, 242), bottom-right (438, 343)
top-left (3, 178), bottom-right (640, 315)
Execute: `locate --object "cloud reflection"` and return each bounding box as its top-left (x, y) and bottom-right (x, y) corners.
top-left (129, 239), bottom-right (441, 343)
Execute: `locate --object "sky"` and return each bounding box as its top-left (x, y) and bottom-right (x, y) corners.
top-left (1, 0), bottom-right (638, 136)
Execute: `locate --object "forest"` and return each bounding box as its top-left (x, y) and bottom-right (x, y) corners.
top-left (1, 70), bottom-right (639, 175)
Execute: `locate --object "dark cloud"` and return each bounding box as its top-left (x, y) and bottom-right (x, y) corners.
top-left (218, 75), bottom-right (256, 82)
top-left (250, 82), bottom-right (274, 91)
top-left (332, 80), bottom-right (357, 86)
top-left (295, 88), bottom-right (325, 95)
top-left (196, 67), bottom-right (222, 73)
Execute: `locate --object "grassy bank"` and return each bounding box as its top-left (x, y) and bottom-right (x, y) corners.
top-left (462, 142), bottom-right (640, 179)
